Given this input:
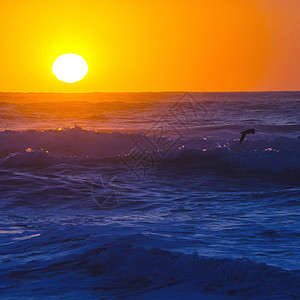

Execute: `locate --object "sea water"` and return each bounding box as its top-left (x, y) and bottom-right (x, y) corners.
top-left (0, 92), bottom-right (299, 299)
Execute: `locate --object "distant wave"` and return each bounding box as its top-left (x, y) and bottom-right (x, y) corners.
top-left (164, 148), bottom-right (300, 178)
top-left (1, 128), bottom-right (300, 181)
top-left (0, 127), bottom-right (140, 158)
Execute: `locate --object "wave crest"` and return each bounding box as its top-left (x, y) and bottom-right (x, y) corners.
top-left (1, 128), bottom-right (299, 180)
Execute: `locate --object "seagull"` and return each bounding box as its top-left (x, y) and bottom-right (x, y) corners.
top-left (240, 129), bottom-right (255, 144)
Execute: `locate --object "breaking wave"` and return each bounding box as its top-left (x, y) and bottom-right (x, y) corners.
top-left (0, 128), bottom-right (299, 181)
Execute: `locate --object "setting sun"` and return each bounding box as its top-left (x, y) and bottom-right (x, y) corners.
top-left (52, 54), bottom-right (88, 83)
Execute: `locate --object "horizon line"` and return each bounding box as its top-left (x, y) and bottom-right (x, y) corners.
top-left (0, 90), bottom-right (299, 94)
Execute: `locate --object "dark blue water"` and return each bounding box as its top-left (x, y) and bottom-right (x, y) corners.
top-left (0, 92), bottom-right (299, 299)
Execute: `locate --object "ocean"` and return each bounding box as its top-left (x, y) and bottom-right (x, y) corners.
top-left (0, 91), bottom-right (299, 299)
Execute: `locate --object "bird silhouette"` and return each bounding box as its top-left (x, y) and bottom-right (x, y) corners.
top-left (240, 129), bottom-right (255, 144)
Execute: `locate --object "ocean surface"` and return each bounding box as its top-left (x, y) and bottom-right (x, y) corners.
top-left (0, 91), bottom-right (299, 299)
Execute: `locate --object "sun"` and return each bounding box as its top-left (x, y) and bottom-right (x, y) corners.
top-left (52, 54), bottom-right (88, 83)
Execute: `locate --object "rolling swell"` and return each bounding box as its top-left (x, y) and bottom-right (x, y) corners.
top-left (1, 128), bottom-right (299, 182)
top-left (1, 237), bottom-right (299, 299)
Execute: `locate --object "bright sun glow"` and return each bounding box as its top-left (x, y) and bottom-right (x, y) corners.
top-left (52, 54), bottom-right (88, 83)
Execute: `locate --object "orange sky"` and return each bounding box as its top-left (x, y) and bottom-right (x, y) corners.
top-left (0, 0), bottom-right (299, 92)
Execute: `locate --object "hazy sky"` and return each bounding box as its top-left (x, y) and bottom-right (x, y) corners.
top-left (0, 0), bottom-right (299, 92)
